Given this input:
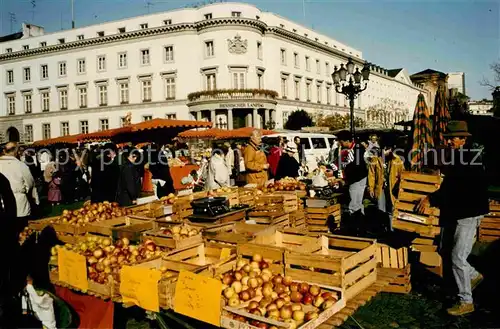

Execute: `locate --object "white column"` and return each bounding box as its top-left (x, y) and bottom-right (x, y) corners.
top-left (227, 109), bottom-right (233, 130)
top-left (264, 109), bottom-right (270, 127)
top-left (246, 113), bottom-right (252, 127)
top-left (253, 108), bottom-right (259, 128)
top-left (196, 111), bottom-right (202, 121)
top-left (271, 110), bottom-right (276, 127)
top-left (210, 109), bottom-right (216, 123)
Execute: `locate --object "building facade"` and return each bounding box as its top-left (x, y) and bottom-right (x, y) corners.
top-left (0, 2), bottom-right (426, 143)
top-left (468, 100), bottom-right (493, 116)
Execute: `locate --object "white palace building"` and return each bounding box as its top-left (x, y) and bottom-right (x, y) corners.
top-left (0, 2), bottom-right (428, 143)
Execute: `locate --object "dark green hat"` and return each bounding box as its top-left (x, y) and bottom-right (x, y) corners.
top-left (443, 121), bottom-right (471, 137)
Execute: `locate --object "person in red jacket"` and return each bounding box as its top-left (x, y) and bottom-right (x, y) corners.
top-left (266, 138), bottom-right (282, 179)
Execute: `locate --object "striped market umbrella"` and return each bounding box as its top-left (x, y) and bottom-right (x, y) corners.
top-left (433, 86), bottom-right (451, 147)
top-left (410, 93), bottom-right (434, 171)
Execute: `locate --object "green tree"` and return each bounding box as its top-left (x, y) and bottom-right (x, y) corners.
top-left (448, 92), bottom-right (470, 119)
top-left (316, 113), bottom-right (366, 131)
top-left (480, 61), bottom-right (500, 117)
top-left (284, 109), bottom-right (313, 130)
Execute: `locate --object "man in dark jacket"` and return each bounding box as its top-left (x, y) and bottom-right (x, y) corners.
top-left (91, 143), bottom-right (120, 203)
top-left (417, 121), bottom-right (489, 316)
top-left (116, 146), bottom-right (141, 207)
top-left (275, 142), bottom-right (300, 180)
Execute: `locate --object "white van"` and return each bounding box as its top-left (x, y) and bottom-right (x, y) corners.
top-left (263, 132), bottom-right (337, 170)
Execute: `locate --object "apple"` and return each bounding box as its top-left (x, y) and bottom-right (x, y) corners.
top-left (241, 276), bottom-right (250, 286)
top-left (249, 278), bottom-right (259, 289)
top-left (302, 293), bottom-right (313, 305)
top-left (234, 270), bottom-right (243, 281)
top-left (290, 291), bottom-right (303, 303)
top-left (290, 283), bottom-right (299, 292)
top-left (293, 310), bottom-right (305, 323)
top-left (239, 290), bottom-right (250, 301)
top-left (231, 281), bottom-right (243, 293)
top-left (252, 254), bottom-right (263, 263)
top-left (272, 275), bottom-right (283, 285)
top-left (249, 308), bottom-right (262, 316)
top-left (282, 275), bottom-right (293, 286)
top-left (275, 298), bottom-right (285, 309)
top-left (280, 305), bottom-right (293, 320)
top-left (267, 309), bottom-right (280, 319)
top-left (313, 295), bottom-right (325, 308)
top-left (266, 303), bottom-right (278, 311)
top-left (222, 274), bottom-right (234, 286)
top-left (291, 303), bottom-right (302, 311)
top-left (322, 298), bottom-right (336, 310)
top-left (261, 273), bottom-right (271, 283)
top-left (274, 283), bottom-right (286, 294)
top-left (249, 301), bottom-right (260, 310)
top-left (228, 297), bottom-right (240, 307)
top-left (309, 285), bottom-right (320, 296)
top-left (284, 319), bottom-right (298, 329)
top-left (299, 282), bottom-right (310, 294)
top-left (305, 311), bottom-right (319, 321)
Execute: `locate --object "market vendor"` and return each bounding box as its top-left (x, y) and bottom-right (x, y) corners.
top-left (243, 130), bottom-right (269, 187)
top-left (416, 121), bottom-right (489, 316)
top-left (275, 142), bottom-right (300, 180)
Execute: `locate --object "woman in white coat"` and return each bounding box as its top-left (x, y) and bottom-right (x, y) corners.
top-left (206, 149), bottom-right (230, 191)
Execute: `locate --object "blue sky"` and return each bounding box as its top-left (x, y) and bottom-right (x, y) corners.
top-left (1, 0), bottom-right (498, 100)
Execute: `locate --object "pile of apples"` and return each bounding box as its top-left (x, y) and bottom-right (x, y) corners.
top-left (160, 193), bottom-right (178, 205)
top-left (220, 254), bottom-right (338, 329)
top-left (161, 225), bottom-right (199, 239)
top-left (51, 201), bottom-right (134, 226)
top-left (51, 236), bottom-right (167, 284)
top-left (263, 178), bottom-right (307, 193)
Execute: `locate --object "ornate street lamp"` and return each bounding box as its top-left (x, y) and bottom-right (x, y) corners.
top-left (332, 58), bottom-right (370, 139)
top-left (217, 117), bottom-right (228, 129)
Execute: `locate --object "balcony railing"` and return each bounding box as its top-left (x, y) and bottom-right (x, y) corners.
top-left (187, 89), bottom-right (278, 102)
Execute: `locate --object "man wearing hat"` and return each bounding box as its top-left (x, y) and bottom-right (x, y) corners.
top-left (275, 141), bottom-right (300, 180)
top-left (417, 121), bottom-right (489, 316)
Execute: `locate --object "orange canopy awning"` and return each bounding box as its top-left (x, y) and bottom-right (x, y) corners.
top-left (130, 118), bottom-right (212, 132)
top-left (178, 128), bottom-right (225, 139)
top-left (32, 133), bottom-right (86, 146)
top-left (215, 127), bottom-right (276, 140)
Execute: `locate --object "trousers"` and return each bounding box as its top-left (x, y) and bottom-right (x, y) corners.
top-left (348, 177), bottom-right (367, 215)
top-left (441, 216), bottom-right (482, 303)
top-left (377, 187), bottom-right (393, 231)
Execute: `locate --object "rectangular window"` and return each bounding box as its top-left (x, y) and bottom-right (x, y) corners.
top-left (42, 123), bottom-right (51, 140)
top-left (205, 73), bottom-right (216, 91)
top-left (24, 94), bottom-right (32, 113)
top-left (118, 52), bottom-right (127, 68)
top-left (77, 59), bottom-right (86, 74)
top-left (7, 95), bottom-right (15, 115)
top-left (58, 38), bottom-right (65, 44)
top-left (326, 85), bottom-right (331, 104)
top-left (41, 64), bottom-right (49, 79)
top-left (78, 87), bottom-right (87, 108)
top-left (166, 113), bottom-right (176, 120)
top-left (294, 80), bottom-right (300, 100)
top-left (257, 41), bottom-right (262, 59)
top-left (204, 13), bottom-right (212, 20)
top-left (281, 77), bottom-right (288, 98)
top-left (23, 45), bottom-right (29, 50)
top-left (140, 23), bottom-right (148, 29)
top-left (41, 91), bottom-right (50, 112)
top-left (231, 11), bottom-right (241, 17)
top-left (6, 70), bottom-right (14, 84)
top-left (142, 80), bottom-right (152, 101)
top-left (25, 125), bottom-right (33, 143)
top-left (294, 53), bottom-right (299, 68)
top-left (306, 82), bottom-right (311, 101)
top-left (257, 72), bottom-right (264, 89)
top-left (40, 41), bottom-right (46, 47)
top-left (23, 67), bottom-right (31, 82)
top-left (79, 121), bottom-right (89, 134)
top-left (58, 61), bottom-right (67, 77)
top-left (165, 77), bottom-right (176, 99)
top-left (99, 119), bottom-right (109, 131)
top-left (164, 19), bottom-right (172, 25)
top-left (77, 35), bottom-right (84, 40)
top-left (97, 55), bottom-right (106, 71)
top-left (164, 46), bottom-right (174, 62)
top-left (205, 41), bottom-right (214, 57)
top-left (233, 72), bottom-right (246, 89)
top-left (325, 62), bottom-right (330, 76)
top-left (305, 56), bottom-right (310, 71)
top-left (6, 48), bottom-right (12, 53)
top-left (280, 49), bottom-right (286, 65)
top-left (316, 59), bottom-right (320, 74)
top-left (98, 85), bottom-right (108, 106)
top-left (316, 85), bottom-right (322, 103)
top-left (119, 82), bottom-right (129, 104)
top-left (118, 27), bottom-right (126, 33)
top-left (97, 31), bottom-right (104, 37)
top-left (141, 49), bottom-right (150, 65)
top-left (61, 122), bottom-right (70, 136)
top-left (59, 89), bottom-right (68, 109)
top-left (143, 115), bottom-right (152, 121)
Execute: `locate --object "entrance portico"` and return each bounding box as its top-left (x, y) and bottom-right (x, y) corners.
top-left (187, 89), bottom-right (278, 129)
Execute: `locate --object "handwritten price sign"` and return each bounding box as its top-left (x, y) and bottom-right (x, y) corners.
top-left (120, 266), bottom-right (161, 312)
top-left (174, 270), bottom-right (222, 326)
top-left (58, 249), bottom-right (88, 292)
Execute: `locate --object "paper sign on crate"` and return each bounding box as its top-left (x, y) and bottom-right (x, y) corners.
top-left (58, 249), bottom-right (88, 292)
top-left (174, 270), bottom-right (222, 326)
top-left (220, 248), bottom-right (232, 260)
top-left (120, 266), bottom-right (162, 312)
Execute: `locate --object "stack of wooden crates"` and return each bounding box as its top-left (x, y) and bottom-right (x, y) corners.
top-left (248, 194), bottom-right (298, 227)
top-left (479, 200), bottom-right (500, 242)
top-left (377, 244), bottom-right (411, 294)
top-left (305, 193), bottom-right (342, 233)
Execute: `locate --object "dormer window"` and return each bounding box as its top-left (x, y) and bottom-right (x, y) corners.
top-left (23, 45), bottom-right (29, 50)
top-left (140, 23), bottom-right (148, 29)
top-left (40, 41), bottom-right (47, 47)
top-left (279, 24), bottom-right (285, 28)
top-left (231, 11), bottom-right (241, 17)
top-left (58, 38), bottom-right (65, 44)
top-left (118, 27), bottom-right (126, 33)
top-left (97, 31), bottom-right (105, 37)
top-left (164, 19), bottom-right (172, 25)
top-left (204, 13), bottom-right (212, 20)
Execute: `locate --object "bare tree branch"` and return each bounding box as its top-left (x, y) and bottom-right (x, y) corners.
top-left (479, 62), bottom-right (500, 90)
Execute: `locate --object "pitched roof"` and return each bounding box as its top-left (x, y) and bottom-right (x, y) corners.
top-left (411, 69), bottom-right (447, 78)
top-left (387, 69), bottom-right (403, 78)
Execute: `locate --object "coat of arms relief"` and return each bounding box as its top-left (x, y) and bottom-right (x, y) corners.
top-left (227, 34), bottom-right (248, 54)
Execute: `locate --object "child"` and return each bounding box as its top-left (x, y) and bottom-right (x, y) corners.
top-left (47, 172), bottom-right (61, 206)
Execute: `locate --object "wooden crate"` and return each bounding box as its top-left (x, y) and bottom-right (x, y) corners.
top-left (49, 269), bottom-right (117, 299)
top-left (250, 230), bottom-right (328, 253)
top-left (393, 172), bottom-right (442, 237)
top-left (215, 187), bottom-right (240, 207)
top-left (284, 235), bottom-right (378, 301)
top-left (28, 216), bottom-right (57, 231)
top-left (254, 194), bottom-right (298, 213)
top-left (248, 212), bottom-right (289, 227)
top-left (376, 244), bottom-right (409, 269)
top-left (203, 222), bottom-right (275, 246)
top-left (85, 217), bottom-right (154, 239)
top-left (306, 203), bottom-right (341, 232)
top-left (378, 264), bottom-right (411, 294)
top-left (129, 201), bottom-right (167, 218)
top-left (305, 194), bottom-right (342, 208)
top-left (479, 201), bottom-right (500, 242)
top-left (142, 225), bottom-right (203, 249)
top-left (221, 282), bottom-right (345, 329)
top-left (411, 237), bottom-right (438, 252)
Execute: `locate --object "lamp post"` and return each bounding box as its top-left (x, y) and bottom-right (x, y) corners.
top-left (332, 58), bottom-right (370, 139)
